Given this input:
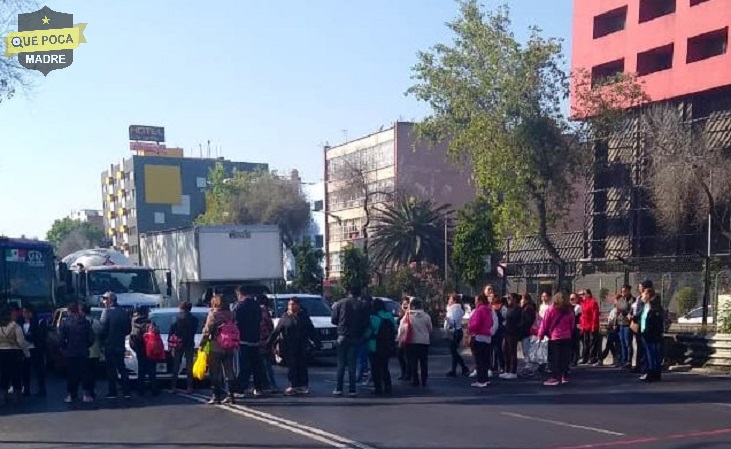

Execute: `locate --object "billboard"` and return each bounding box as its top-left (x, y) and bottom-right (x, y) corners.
top-left (130, 142), bottom-right (183, 158)
top-left (129, 125), bottom-right (165, 142)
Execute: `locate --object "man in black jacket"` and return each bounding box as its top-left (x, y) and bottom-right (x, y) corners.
top-left (100, 292), bottom-right (132, 399)
top-left (331, 286), bottom-right (369, 397)
top-left (233, 286), bottom-right (265, 396)
top-left (19, 305), bottom-right (47, 397)
top-left (169, 301), bottom-right (198, 394)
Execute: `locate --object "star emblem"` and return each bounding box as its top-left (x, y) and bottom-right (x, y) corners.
top-left (42, 15), bottom-right (50, 24)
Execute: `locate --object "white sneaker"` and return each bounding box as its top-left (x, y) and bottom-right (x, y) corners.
top-left (504, 373), bottom-right (518, 380)
top-left (499, 373), bottom-right (510, 379)
top-left (469, 370), bottom-right (477, 378)
top-left (83, 395), bottom-right (94, 403)
top-left (64, 395), bottom-right (73, 403)
top-left (488, 370), bottom-right (494, 378)
top-left (471, 382), bottom-right (490, 388)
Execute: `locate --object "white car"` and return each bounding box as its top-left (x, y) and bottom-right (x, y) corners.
top-left (677, 306), bottom-right (714, 325)
top-left (124, 307), bottom-right (209, 379)
top-left (266, 293), bottom-right (338, 363)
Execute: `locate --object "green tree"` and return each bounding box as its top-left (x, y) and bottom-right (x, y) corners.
top-left (387, 261), bottom-right (444, 310)
top-left (196, 164), bottom-right (311, 248)
top-left (370, 195), bottom-right (449, 271)
top-left (291, 239), bottom-right (324, 294)
top-left (1, 1), bottom-right (38, 104)
top-left (407, 1), bottom-right (646, 287)
top-left (452, 197), bottom-right (498, 289)
top-left (340, 244), bottom-right (369, 293)
top-left (674, 287), bottom-right (700, 315)
top-left (46, 217), bottom-right (105, 257)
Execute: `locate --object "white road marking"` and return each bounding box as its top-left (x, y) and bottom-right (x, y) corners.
top-left (501, 412), bottom-right (625, 436)
top-left (713, 403), bottom-right (731, 408)
top-left (180, 393), bottom-right (376, 449)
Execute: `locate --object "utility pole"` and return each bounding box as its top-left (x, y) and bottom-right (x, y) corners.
top-left (702, 168), bottom-right (713, 326)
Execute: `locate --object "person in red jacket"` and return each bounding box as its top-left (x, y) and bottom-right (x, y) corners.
top-left (579, 289), bottom-right (600, 365)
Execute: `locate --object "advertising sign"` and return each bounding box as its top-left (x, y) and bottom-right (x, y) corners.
top-left (129, 125), bottom-right (165, 142)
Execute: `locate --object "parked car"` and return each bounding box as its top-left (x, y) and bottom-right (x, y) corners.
top-left (373, 297), bottom-right (401, 318)
top-left (46, 306), bottom-right (105, 374)
top-left (267, 293), bottom-right (338, 363)
top-left (677, 306), bottom-right (714, 325)
top-left (123, 307), bottom-right (208, 379)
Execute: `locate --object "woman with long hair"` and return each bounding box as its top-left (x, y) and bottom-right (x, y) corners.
top-left (538, 292), bottom-right (575, 386)
top-left (468, 294), bottom-right (497, 388)
top-left (501, 293), bottom-right (522, 380)
top-left (200, 294), bottom-right (237, 404)
top-left (444, 294), bottom-right (469, 377)
top-left (0, 306), bottom-right (29, 405)
top-left (639, 288), bottom-right (665, 382)
top-left (396, 297), bottom-right (411, 381)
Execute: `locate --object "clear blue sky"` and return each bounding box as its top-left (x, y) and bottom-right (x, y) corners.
top-left (0, 0), bottom-right (572, 239)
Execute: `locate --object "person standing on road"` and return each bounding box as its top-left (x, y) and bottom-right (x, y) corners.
top-left (501, 293), bottom-right (522, 380)
top-left (538, 292), bottom-right (575, 386)
top-left (200, 294), bottom-right (237, 405)
top-left (570, 293), bottom-right (583, 366)
top-left (398, 298), bottom-right (432, 388)
top-left (82, 305), bottom-right (103, 399)
top-left (100, 291), bottom-right (132, 400)
top-left (630, 281), bottom-right (651, 373)
top-left (490, 297), bottom-right (506, 377)
top-left (639, 287), bottom-right (664, 382)
top-left (0, 306), bottom-right (29, 405)
top-left (579, 289), bottom-right (600, 365)
top-left (60, 302), bottom-right (95, 403)
top-left (364, 298), bottom-right (396, 395)
top-left (444, 294), bottom-right (469, 377)
top-left (19, 305), bottom-right (47, 397)
top-left (331, 286), bottom-right (369, 397)
top-left (396, 297), bottom-right (411, 381)
top-left (267, 297), bottom-right (321, 396)
top-left (130, 306), bottom-right (160, 397)
top-left (258, 295), bottom-right (279, 393)
top-left (168, 301), bottom-right (198, 395)
top-left (616, 285), bottom-right (633, 369)
top-left (233, 286), bottom-right (265, 397)
top-left (468, 293), bottom-right (497, 388)
top-left (518, 294), bottom-right (537, 376)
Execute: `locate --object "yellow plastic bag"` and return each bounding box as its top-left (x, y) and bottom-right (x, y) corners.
top-left (192, 349), bottom-right (208, 381)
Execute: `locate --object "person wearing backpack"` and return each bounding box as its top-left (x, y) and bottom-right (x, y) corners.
top-left (130, 306), bottom-right (161, 397)
top-left (200, 294), bottom-right (238, 405)
top-left (168, 301), bottom-right (199, 394)
top-left (364, 299), bottom-right (396, 395)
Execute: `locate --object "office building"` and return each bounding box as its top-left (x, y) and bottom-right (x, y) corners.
top-left (69, 209), bottom-right (104, 230)
top-left (101, 155), bottom-right (267, 260)
top-left (324, 122), bottom-right (475, 280)
top-left (572, 0), bottom-right (731, 258)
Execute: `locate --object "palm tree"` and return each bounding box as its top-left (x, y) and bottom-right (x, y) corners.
top-left (370, 196), bottom-right (451, 271)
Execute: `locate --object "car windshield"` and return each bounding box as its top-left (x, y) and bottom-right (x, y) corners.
top-left (88, 270), bottom-right (160, 295)
top-left (149, 311), bottom-right (208, 334)
top-left (275, 296), bottom-right (331, 318)
top-left (1, 245), bottom-right (55, 310)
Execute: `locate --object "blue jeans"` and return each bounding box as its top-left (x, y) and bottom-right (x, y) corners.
top-left (136, 352), bottom-right (158, 392)
top-left (642, 336), bottom-right (662, 375)
top-left (336, 337), bottom-right (358, 393)
top-left (619, 326), bottom-right (632, 366)
top-left (262, 354), bottom-right (278, 389)
top-left (356, 343), bottom-right (370, 380)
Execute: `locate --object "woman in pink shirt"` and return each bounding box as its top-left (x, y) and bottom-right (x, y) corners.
top-left (538, 292), bottom-right (575, 386)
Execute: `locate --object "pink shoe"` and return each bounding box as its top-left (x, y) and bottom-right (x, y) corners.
top-left (543, 378), bottom-right (560, 386)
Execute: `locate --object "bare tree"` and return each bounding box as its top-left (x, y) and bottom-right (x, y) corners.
top-left (1, 0), bottom-right (38, 103)
top-left (644, 103), bottom-right (731, 241)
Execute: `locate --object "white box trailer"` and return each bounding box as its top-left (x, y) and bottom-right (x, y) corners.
top-left (140, 225), bottom-right (284, 304)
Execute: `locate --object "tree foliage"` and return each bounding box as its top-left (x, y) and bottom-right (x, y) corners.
top-left (196, 163), bottom-right (311, 248)
top-left (407, 1), bottom-right (646, 282)
top-left (643, 104), bottom-right (731, 240)
top-left (291, 239), bottom-right (323, 294)
top-left (46, 217), bottom-right (105, 257)
top-left (674, 286), bottom-right (699, 315)
top-left (370, 195), bottom-right (449, 271)
top-left (452, 196), bottom-right (498, 289)
top-left (339, 244), bottom-right (369, 293)
top-left (1, 0), bottom-right (38, 104)
top-left (387, 261), bottom-right (443, 309)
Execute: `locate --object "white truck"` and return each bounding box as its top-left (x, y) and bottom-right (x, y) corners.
top-left (57, 248), bottom-right (172, 309)
top-left (139, 225), bottom-right (284, 305)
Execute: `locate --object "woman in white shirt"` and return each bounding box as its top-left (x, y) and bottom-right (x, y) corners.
top-left (444, 294), bottom-right (469, 377)
top-left (0, 306), bottom-right (30, 405)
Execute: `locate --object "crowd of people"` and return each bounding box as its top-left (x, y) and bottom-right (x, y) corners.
top-left (0, 279), bottom-right (667, 407)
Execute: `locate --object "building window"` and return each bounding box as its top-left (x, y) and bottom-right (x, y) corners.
top-left (639, 0), bottom-right (676, 23)
top-left (593, 6), bottom-right (628, 39)
top-left (314, 234), bottom-right (324, 249)
top-left (689, 0), bottom-right (711, 6)
top-left (154, 212), bottom-right (165, 224)
top-left (687, 27), bottom-right (728, 63)
top-left (591, 59), bottom-right (625, 87)
top-left (329, 251), bottom-right (341, 273)
top-left (637, 43), bottom-right (674, 76)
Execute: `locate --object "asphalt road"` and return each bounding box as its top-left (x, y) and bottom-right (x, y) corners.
top-left (1, 353), bottom-right (731, 449)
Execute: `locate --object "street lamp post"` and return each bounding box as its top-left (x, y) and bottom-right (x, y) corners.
top-left (702, 169), bottom-right (713, 326)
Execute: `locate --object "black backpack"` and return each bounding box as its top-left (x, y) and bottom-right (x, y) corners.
top-left (375, 317), bottom-right (396, 356)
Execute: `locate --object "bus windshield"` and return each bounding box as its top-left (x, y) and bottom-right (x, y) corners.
top-left (88, 269), bottom-right (160, 295)
top-left (0, 243), bottom-right (55, 313)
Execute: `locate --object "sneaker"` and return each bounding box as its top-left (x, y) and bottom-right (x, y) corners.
top-left (469, 370), bottom-right (477, 378)
top-left (488, 370), bottom-right (494, 378)
top-left (83, 395), bottom-right (94, 403)
top-left (296, 387), bottom-right (309, 395)
top-left (222, 396), bottom-right (235, 404)
top-left (347, 391), bottom-right (358, 397)
top-left (284, 387), bottom-right (297, 396)
top-left (64, 395), bottom-right (73, 403)
top-left (332, 389), bottom-right (343, 396)
top-left (561, 377), bottom-right (570, 384)
top-left (104, 394), bottom-right (118, 400)
top-left (207, 397), bottom-right (220, 405)
top-left (471, 382), bottom-right (490, 388)
top-left (123, 394), bottom-right (132, 400)
top-left (252, 389), bottom-right (264, 397)
top-left (503, 373), bottom-right (518, 380)
top-left (543, 378), bottom-right (561, 386)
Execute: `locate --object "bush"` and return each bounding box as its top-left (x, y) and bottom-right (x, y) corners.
top-left (674, 287), bottom-right (699, 315)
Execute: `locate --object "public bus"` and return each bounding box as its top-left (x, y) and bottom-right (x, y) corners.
top-left (0, 237), bottom-right (56, 319)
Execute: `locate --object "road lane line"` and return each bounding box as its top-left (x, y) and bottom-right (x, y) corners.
top-left (181, 393), bottom-right (376, 449)
top-left (548, 428), bottom-right (731, 449)
top-left (713, 403), bottom-right (731, 408)
top-left (501, 412), bottom-right (625, 436)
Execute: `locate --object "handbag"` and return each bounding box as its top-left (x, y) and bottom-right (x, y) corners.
top-left (192, 348), bottom-right (208, 380)
top-left (630, 321), bottom-right (640, 334)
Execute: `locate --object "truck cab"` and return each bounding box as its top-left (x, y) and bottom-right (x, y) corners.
top-left (57, 248), bottom-right (172, 310)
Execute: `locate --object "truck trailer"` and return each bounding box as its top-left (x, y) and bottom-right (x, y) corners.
top-left (139, 225), bottom-right (284, 305)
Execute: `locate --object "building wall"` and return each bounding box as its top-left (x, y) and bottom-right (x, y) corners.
top-left (572, 0), bottom-right (731, 108)
top-left (102, 156), bottom-right (267, 259)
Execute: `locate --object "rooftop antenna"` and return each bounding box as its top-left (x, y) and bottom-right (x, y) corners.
top-left (207, 140), bottom-right (211, 158)
top-left (199, 143), bottom-right (203, 158)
